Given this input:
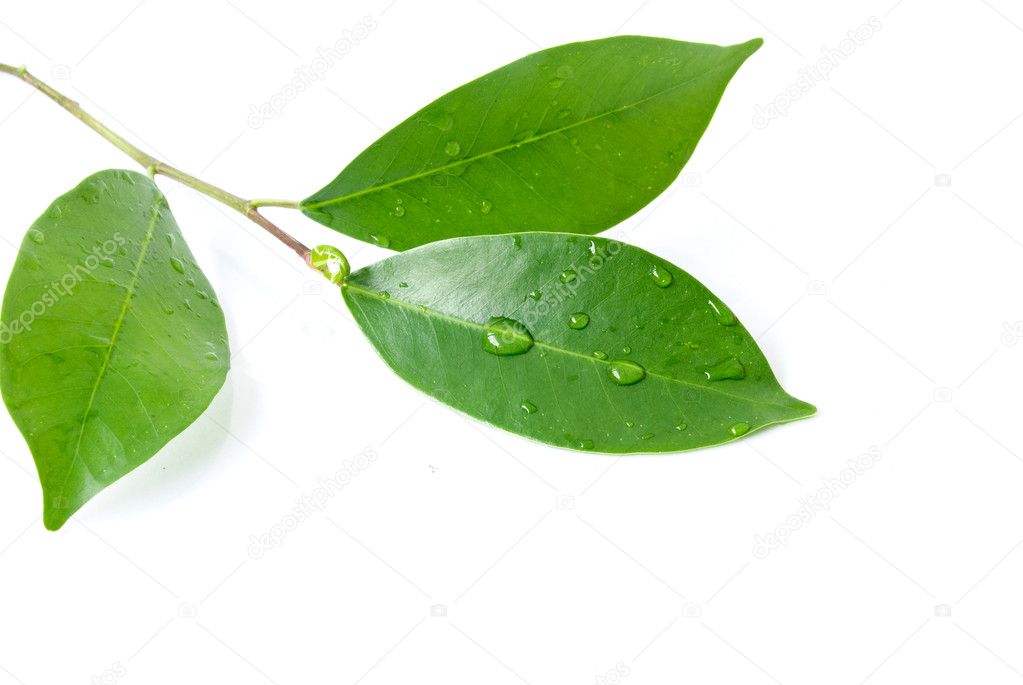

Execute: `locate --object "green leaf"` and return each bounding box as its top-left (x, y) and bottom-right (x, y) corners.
top-left (303, 35), bottom-right (761, 250)
top-left (342, 233), bottom-right (814, 453)
top-left (0, 170), bottom-right (229, 529)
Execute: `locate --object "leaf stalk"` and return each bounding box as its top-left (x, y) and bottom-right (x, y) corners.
top-left (0, 63), bottom-right (319, 269)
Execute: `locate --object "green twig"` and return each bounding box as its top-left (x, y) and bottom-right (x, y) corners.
top-left (0, 63), bottom-right (317, 268)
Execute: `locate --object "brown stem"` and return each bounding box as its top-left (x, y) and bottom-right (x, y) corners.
top-left (0, 62), bottom-right (314, 267)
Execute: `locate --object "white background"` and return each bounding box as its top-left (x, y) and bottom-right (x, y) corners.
top-left (2, 0), bottom-right (1022, 683)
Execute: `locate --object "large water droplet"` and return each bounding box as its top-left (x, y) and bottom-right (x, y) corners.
top-left (444, 141), bottom-right (461, 156)
top-left (559, 269), bottom-right (577, 283)
top-left (170, 257), bottom-right (185, 274)
top-left (392, 204), bottom-right (406, 217)
top-left (520, 400), bottom-right (537, 414)
top-left (728, 422), bottom-right (750, 437)
top-left (568, 312), bottom-right (589, 329)
top-left (609, 359), bottom-right (645, 385)
top-left (370, 233), bottom-right (391, 248)
top-left (482, 316), bottom-right (534, 356)
top-left (28, 229), bottom-right (44, 244)
top-left (708, 299), bottom-right (737, 326)
top-left (649, 264), bottom-right (673, 288)
top-left (528, 290), bottom-right (542, 301)
top-left (566, 435), bottom-right (594, 450)
top-left (480, 199), bottom-right (493, 215)
top-left (703, 357), bottom-right (745, 382)
top-left (592, 350), bottom-right (608, 360)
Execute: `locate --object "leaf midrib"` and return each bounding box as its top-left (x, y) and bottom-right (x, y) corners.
top-left (56, 202), bottom-right (161, 506)
top-left (303, 57), bottom-right (744, 211)
top-left (344, 281), bottom-right (800, 412)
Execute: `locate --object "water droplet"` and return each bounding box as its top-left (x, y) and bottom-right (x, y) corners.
top-left (480, 199), bottom-right (493, 215)
top-left (481, 316), bottom-right (534, 356)
top-left (162, 303), bottom-right (175, 315)
top-left (567, 436), bottom-right (594, 450)
top-left (592, 351), bottom-right (608, 360)
top-left (170, 257), bottom-right (185, 274)
top-left (559, 269), bottom-right (577, 283)
top-left (165, 233), bottom-right (176, 248)
top-left (609, 359), bottom-right (645, 385)
top-left (204, 351), bottom-right (219, 361)
top-left (399, 281), bottom-right (409, 288)
top-left (621, 346), bottom-right (632, 354)
top-left (444, 141), bottom-right (461, 156)
top-left (556, 64), bottom-right (575, 79)
top-left (100, 256), bottom-right (114, 268)
top-left (512, 235), bottom-right (522, 249)
top-left (674, 422), bottom-right (688, 432)
top-left (640, 432), bottom-right (655, 440)
top-left (708, 298), bottom-right (737, 326)
top-left (392, 205), bottom-right (406, 217)
top-left (548, 78), bottom-right (565, 89)
top-left (556, 108), bottom-right (570, 119)
top-left (370, 233), bottom-right (391, 248)
top-left (568, 312), bottom-right (589, 329)
top-left (520, 400), bottom-right (537, 414)
top-left (728, 422), bottom-right (750, 437)
top-left (528, 290), bottom-right (542, 301)
top-left (649, 264), bottom-right (673, 288)
top-left (703, 357), bottom-right (746, 382)
top-left (28, 229), bottom-right (44, 244)
top-left (197, 290), bottom-right (209, 300)
top-left (377, 290), bottom-right (391, 300)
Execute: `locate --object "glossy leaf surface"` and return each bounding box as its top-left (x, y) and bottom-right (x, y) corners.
top-left (342, 233), bottom-right (814, 453)
top-left (304, 36), bottom-right (761, 250)
top-left (0, 170), bottom-right (229, 529)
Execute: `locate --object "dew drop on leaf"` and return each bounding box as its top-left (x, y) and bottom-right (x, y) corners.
top-left (568, 312), bottom-right (589, 329)
top-left (708, 298), bottom-right (737, 326)
top-left (640, 432), bottom-right (655, 440)
top-left (28, 229), bottom-right (44, 244)
top-left (592, 350), bottom-right (608, 360)
top-left (608, 359), bottom-right (645, 385)
top-left (528, 290), bottom-right (542, 301)
top-left (649, 264), bottom-right (673, 288)
top-left (170, 257), bottom-right (185, 274)
top-left (703, 357), bottom-right (746, 382)
top-left (482, 316), bottom-right (534, 356)
top-left (480, 199), bottom-right (493, 215)
top-left (728, 422), bottom-right (750, 437)
top-left (674, 422), bottom-right (687, 432)
top-left (444, 141), bottom-right (461, 156)
top-left (520, 400), bottom-right (538, 414)
top-left (370, 234), bottom-right (391, 248)
top-left (393, 205), bottom-right (406, 217)
top-left (559, 269), bottom-right (577, 283)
